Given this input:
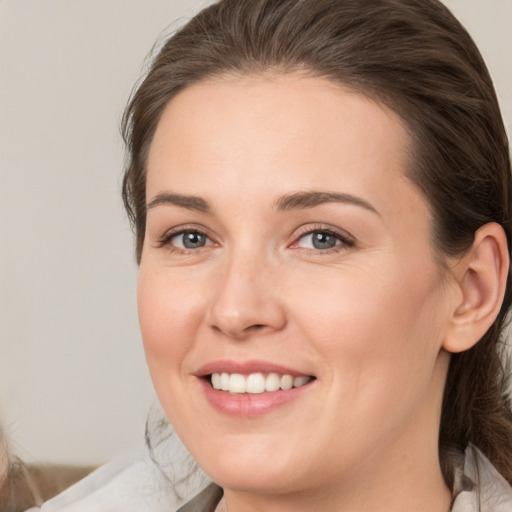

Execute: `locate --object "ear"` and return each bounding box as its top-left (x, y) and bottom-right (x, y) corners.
top-left (443, 222), bottom-right (509, 354)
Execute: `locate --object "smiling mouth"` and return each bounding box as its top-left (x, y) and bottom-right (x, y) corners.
top-left (209, 372), bottom-right (314, 394)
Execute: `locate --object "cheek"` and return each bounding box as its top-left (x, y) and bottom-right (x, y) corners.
top-left (137, 266), bottom-right (206, 379)
top-left (291, 260), bottom-right (446, 386)
top-left (293, 266), bottom-right (448, 454)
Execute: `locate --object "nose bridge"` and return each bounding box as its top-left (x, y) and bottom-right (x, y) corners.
top-left (208, 241), bottom-right (286, 339)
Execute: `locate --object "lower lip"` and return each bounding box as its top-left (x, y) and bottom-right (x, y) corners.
top-left (198, 378), bottom-right (314, 417)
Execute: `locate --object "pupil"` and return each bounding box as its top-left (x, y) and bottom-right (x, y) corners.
top-left (183, 232), bottom-right (205, 248)
top-left (312, 232), bottom-right (336, 249)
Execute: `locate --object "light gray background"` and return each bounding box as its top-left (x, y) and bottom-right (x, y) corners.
top-left (1, 0), bottom-right (511, 465)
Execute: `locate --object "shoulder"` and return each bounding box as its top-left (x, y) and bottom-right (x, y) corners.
top-left (38, 437), bottom-right (211, 512)
top-left (452, 444), bottom-right (512, 512)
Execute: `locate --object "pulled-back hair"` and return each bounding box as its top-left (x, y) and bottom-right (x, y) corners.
top-left (122, 0), bottom-right (512, 485)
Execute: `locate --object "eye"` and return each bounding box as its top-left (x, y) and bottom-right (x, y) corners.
top-left (300, 231), bottom-right (339, 250)
top-left (292, 227), bottom-right (355, 251)
top-left (168, 230), bottom-right (212, 249)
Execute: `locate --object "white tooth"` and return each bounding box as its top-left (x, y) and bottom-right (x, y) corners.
top-left (246, 373), bottom-right (265, 394)
top-left (293, 376), bottom-right (310, 388)
top-left (280, 374), bottom-right (293, 390)
top-left (211, 373), bottom-right (221, 390)
top-left (229, 373), bottom-right (246, 393)
top-left (221, 372), bottom-right (230, 391)
top-left (265, 373), bottom-right (281, 392)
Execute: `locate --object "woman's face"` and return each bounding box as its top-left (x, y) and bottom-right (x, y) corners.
top-left (139, 74), bottom-right (455, 498)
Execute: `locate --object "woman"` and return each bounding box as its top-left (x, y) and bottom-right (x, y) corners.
top-left (1, 428), bottom-right (36, 512)
top-left (0, 427), bottom-right (96, 512)
top-left (36, 0), bottom-right (512, 510)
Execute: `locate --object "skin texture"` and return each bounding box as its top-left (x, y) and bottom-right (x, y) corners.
top-left (138, 74), bottom-right (505, 511)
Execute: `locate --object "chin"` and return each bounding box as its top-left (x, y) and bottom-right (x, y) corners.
top-left (188, 436), bottom-right (306, 493)
top-left (207, 461), bottom-right (305, 496)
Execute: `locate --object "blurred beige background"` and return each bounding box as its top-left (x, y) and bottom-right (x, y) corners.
top-left (0, 0), bottom-right (511, 465)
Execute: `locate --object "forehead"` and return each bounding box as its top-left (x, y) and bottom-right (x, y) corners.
top-left (148, 73), bottom-right (408, 162)
top-left (146, 73), bottom-right (425, 223)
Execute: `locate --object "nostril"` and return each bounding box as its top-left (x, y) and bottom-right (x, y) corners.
top-left (245, 324), bottom-right (267, 333)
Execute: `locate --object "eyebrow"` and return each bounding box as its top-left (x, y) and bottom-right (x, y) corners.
top-left (274, 191), bottom-right (379, 215)
top-left (146, 192), bottom-right (210, 213)
top-left (146, 190), bottom-right (379, 215)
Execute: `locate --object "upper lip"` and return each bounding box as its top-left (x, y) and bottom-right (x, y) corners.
top-left (195, 360), bottom-right (314, 378)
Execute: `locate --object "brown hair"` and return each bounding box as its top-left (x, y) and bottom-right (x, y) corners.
top-left (122, 0), bottom-right (512, 485)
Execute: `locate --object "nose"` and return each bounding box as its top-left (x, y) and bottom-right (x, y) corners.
top-left (206, 252), bottom-right (287, 340)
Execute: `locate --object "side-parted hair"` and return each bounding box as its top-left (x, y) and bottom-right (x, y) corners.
top-left (121, 0), bottom-right (512, 486)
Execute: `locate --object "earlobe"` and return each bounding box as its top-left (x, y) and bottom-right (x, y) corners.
top-left (443, 222), bottom-right (509, 354)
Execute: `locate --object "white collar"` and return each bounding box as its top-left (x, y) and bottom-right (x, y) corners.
top-left (38, 434), bottom-right (210, 512)
top-left (451, 445), bottom-right (512, 512)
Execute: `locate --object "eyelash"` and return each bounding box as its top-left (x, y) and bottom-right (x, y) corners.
top-left (155, 224), bottom-right (355, 254)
